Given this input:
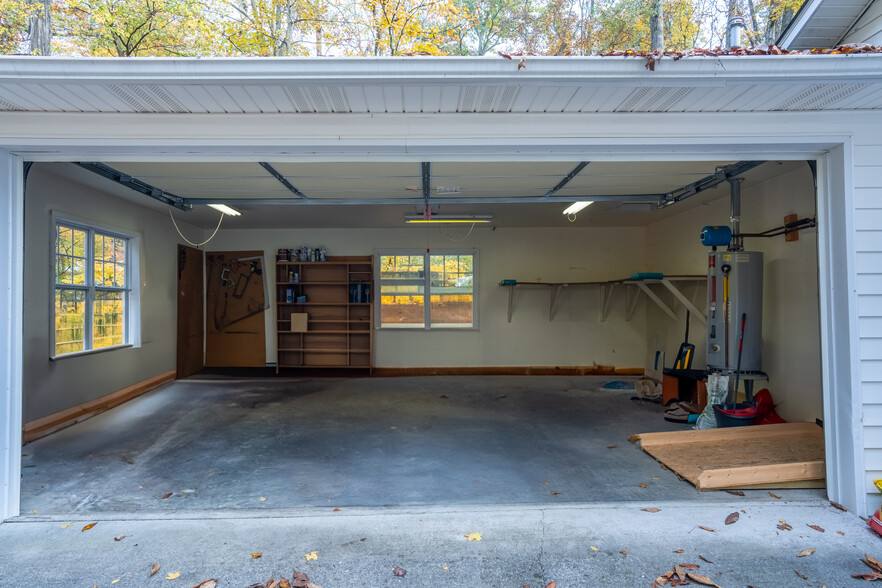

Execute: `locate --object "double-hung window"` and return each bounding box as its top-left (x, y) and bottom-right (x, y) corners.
top-left (53, 219), bottom-right (134, 357)
top-left (377, 250), bottom-right (477, 329)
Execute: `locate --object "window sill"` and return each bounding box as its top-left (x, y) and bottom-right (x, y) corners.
top-left (50, 343), bottom-right (133, 361)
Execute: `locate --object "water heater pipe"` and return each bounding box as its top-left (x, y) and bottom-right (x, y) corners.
top-left (728, 177), bottom-right (744, 251)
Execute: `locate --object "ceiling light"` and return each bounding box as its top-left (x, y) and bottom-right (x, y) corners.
top-left (208, 204), bottom-right (242, 216)
top-left (562, 201), bottom-right (594, 215)
top-left (404, 214), bottom-right (492, 224)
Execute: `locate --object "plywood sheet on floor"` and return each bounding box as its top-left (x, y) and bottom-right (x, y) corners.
top-left (635, 423), bottom-right (825, 491)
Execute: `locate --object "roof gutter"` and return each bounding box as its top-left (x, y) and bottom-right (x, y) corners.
top-left (1, 55), bottom-right (881, 86)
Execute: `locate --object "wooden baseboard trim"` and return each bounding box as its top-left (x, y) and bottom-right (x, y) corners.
top-left (370, 366), bottom-right (644, 377)
top-left (23, 370), bottom-right (176, 444)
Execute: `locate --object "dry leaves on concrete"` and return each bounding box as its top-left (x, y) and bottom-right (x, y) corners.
top-left (651, 562), bottom-right (718, 587)
top-left (830, 501), bottom-right (847, 511)
top-left (81, 522), bottom-right (97, 532)
top-left (642, 507), bottom-right (660, 513)
top-left (796, 548), bottom-right (816, 558)
top-left (114, 535), bottom-right (128, 541)
top-left (60, 522), bottom-right (73, 529)
top-left (166, 571), bottom-right (181, 580)
top-left (698, 526), bottom-right (715, 532)
top-left (778, 520), bottom-right (793, 531)
top-left (247, 571), bottom-right (321, 588)
top-left (304, 551), bottom-right (318, 561)
top-left (725, 512), bottom-right (739, 525)
top-left (150, 564), bottom-right (160, 576)
top-left (191, 581), bottom-right (217, 588)
top-left (808, 524), bottom-right (825, 533)
top-left (769, 491), bottom-right (781, 499)
top-left (392, 567), bottom-right (407, 577)
top-left (251, 553), bottom-right (262, 559)
top-left (724, 490), bottom-right (744, 496)
top-left (465, 532), bottom-right (482, 541)
top-left (854, 554), bottom-right (882, 581)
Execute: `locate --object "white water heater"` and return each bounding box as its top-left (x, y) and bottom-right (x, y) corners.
top-left (706, 250), bottom-right (763, 372)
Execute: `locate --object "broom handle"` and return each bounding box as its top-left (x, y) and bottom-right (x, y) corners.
top-left (734, 313), bottom-right (746, 402)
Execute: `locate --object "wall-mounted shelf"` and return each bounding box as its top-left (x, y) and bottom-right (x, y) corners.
top-left (499, 275), bottom-right (706, 323)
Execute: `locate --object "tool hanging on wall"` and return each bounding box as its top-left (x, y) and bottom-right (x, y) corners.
top-left (721, 263), bottom-right (731, 368)
top-left (672, 311), bottom-right (695, 370)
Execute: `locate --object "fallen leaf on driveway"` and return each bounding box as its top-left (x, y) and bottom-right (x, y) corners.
top-left (673, 549), bottom-right (684, 553)
top-left (114, 535), bottom-right (128, 541)
top-left (725, 512), bottom-right (739, 525)
top-left (191, 581), bottom-right (217, 588)
top-left (686, 572), bottom-right (720, 586)
top-left (831, 501), bottom-right (847, 511)
top-left (166, 572), bottom-right (180, 580)
top-left (808, 524), bottom-right (825, 533)
top-left (699, 555), bottom-right (713, 563)
top-left (465, 532), bottom-right (482, 541)
top-left (642, 508), bottom-right (660, 513)
top-left (797, 548), bottom-right (816, 557)
top-left (81, 523), bottom-right (97, 532)
top-left (607, 445), bottom-right (617, 449)
top-left (589, 546), bottom-right (599, 552)
top-left (724, 490), bottom-right (745, 496)
top-left (675, 564), bottom-right (686, 580)
top-left (680, 563), bottom-right (700, 570)
top-left (251, 553), bottom-right (262, 559)
top-left (778, 521), bottom-right (793, 531)
top-left (545, 583), bottom-right (557, 588)
top-left (150, 564), bottom-right (160, 576)
top-left (638, 483), bottom-right (648, 488)
top-left (304, 551), bottom-right (318, 561)
top-left (393, 567), bottom-right (407, 577)
top-left (332, 508), bottom-right (341, 512)
top-left (853, 572), bottom-right (882, 581)
top-left (60, 523), bottom-right (73, 529)
top-left (769, 491), bottom-right (781, 499)
top-left (550, 491), bottom-right (562, 495)
top-left (699, 526), bottom-right (715, 532)
top-left (866, 555), bottom-right (882, 571)
top-left (620, 548), bottom-right (628, 555)
top-left (111, 580), bottom-right (120, 584)
top-left (795, 570), bottom-right (807, 579)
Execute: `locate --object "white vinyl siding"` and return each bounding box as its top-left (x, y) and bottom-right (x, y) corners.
top-left (852, 120), bottom-right (882, 513)
top-left (842, 1), bottom-right (882, 46)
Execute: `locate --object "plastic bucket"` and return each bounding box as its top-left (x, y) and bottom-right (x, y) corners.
top-left (713, 402), bottom-right (756, 427)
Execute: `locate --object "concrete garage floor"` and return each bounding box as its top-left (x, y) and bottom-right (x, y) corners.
top-left (21, 375), bottom-right (822, 513)
top-left (9, 376), bottom-right (882, 587)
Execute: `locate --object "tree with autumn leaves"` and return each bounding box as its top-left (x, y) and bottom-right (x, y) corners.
top-left (0, 0), bottom-right (805, 57)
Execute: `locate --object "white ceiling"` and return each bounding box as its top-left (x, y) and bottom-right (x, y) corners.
top-left (43, 159), bottom-right (807, 229)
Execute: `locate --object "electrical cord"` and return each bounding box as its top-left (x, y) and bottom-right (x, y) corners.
top-left (445, 222), bottom-right (477, 243)
top-left (169, 208), bottom-right (225, 247)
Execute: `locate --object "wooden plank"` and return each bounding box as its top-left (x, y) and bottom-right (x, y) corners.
top-left (724, 479), bottom-right (826, 490)
top-left (23, 370), bottom-right (175, 443)
top-left (697, 461), bottom-right (825, 490)
top-left (637, 422), bottom-right (821, 449)
top-left (637, 422), bottom-right (825, 491)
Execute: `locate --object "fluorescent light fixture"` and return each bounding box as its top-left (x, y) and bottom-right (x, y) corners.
top-left (404, 214), bottom-right (492, 224)
top-left (208, 204), bottom-right (242, 216)
top-left (562, 201), bottom-right (594, 215)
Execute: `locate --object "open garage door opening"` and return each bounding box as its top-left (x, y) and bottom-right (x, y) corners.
top-left (16, 157), bottom-right (829, 515)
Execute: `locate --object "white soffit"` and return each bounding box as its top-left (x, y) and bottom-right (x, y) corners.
top-left (778, 0), bottom-right (875, 50)
top-left (1, 56), bottom-right (882, 116)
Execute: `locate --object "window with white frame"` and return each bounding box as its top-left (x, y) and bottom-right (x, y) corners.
top-left (377, 251), bottom-right (476, 328)
top-left (53, 219), bottom-right (135, 356)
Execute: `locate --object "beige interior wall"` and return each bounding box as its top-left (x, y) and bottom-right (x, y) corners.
top-left (22, 164), bottom-right (193, 422)
top-left (645, 163), bottom-right (822, 423)
top-left (207, 226), bottom-right (649, 368)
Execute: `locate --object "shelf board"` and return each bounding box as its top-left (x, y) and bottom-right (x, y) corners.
top-left (278, 281), bottom-right (352, 285)
top-left (278, 302), bottom-right (350, 306)
top-left (278, 347), bottom-right (369, 353)
top-left (278, 330), bottom-right (369, 334)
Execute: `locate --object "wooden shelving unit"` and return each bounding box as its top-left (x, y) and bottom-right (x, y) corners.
top-left (275, 255), bottom-right (373, 372)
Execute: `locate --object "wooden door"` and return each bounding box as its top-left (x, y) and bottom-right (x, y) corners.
top-left (176, 244), bottom-right (204, 378)
top-left (205, 250), bottom-right (267, 367)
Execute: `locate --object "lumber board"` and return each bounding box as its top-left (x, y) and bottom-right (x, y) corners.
top-left (637, 422), bottom-right (825, 491)
top-left (697, 461), bottom-right (825, 490)
top-left (636, 422), bottom-right (820, 449)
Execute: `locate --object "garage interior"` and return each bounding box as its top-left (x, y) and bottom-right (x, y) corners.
top-left (18, 157), bottom-right (825, 515)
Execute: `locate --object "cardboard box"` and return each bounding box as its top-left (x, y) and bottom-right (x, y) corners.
top-left (290, 313), bottom-right (308, 332)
